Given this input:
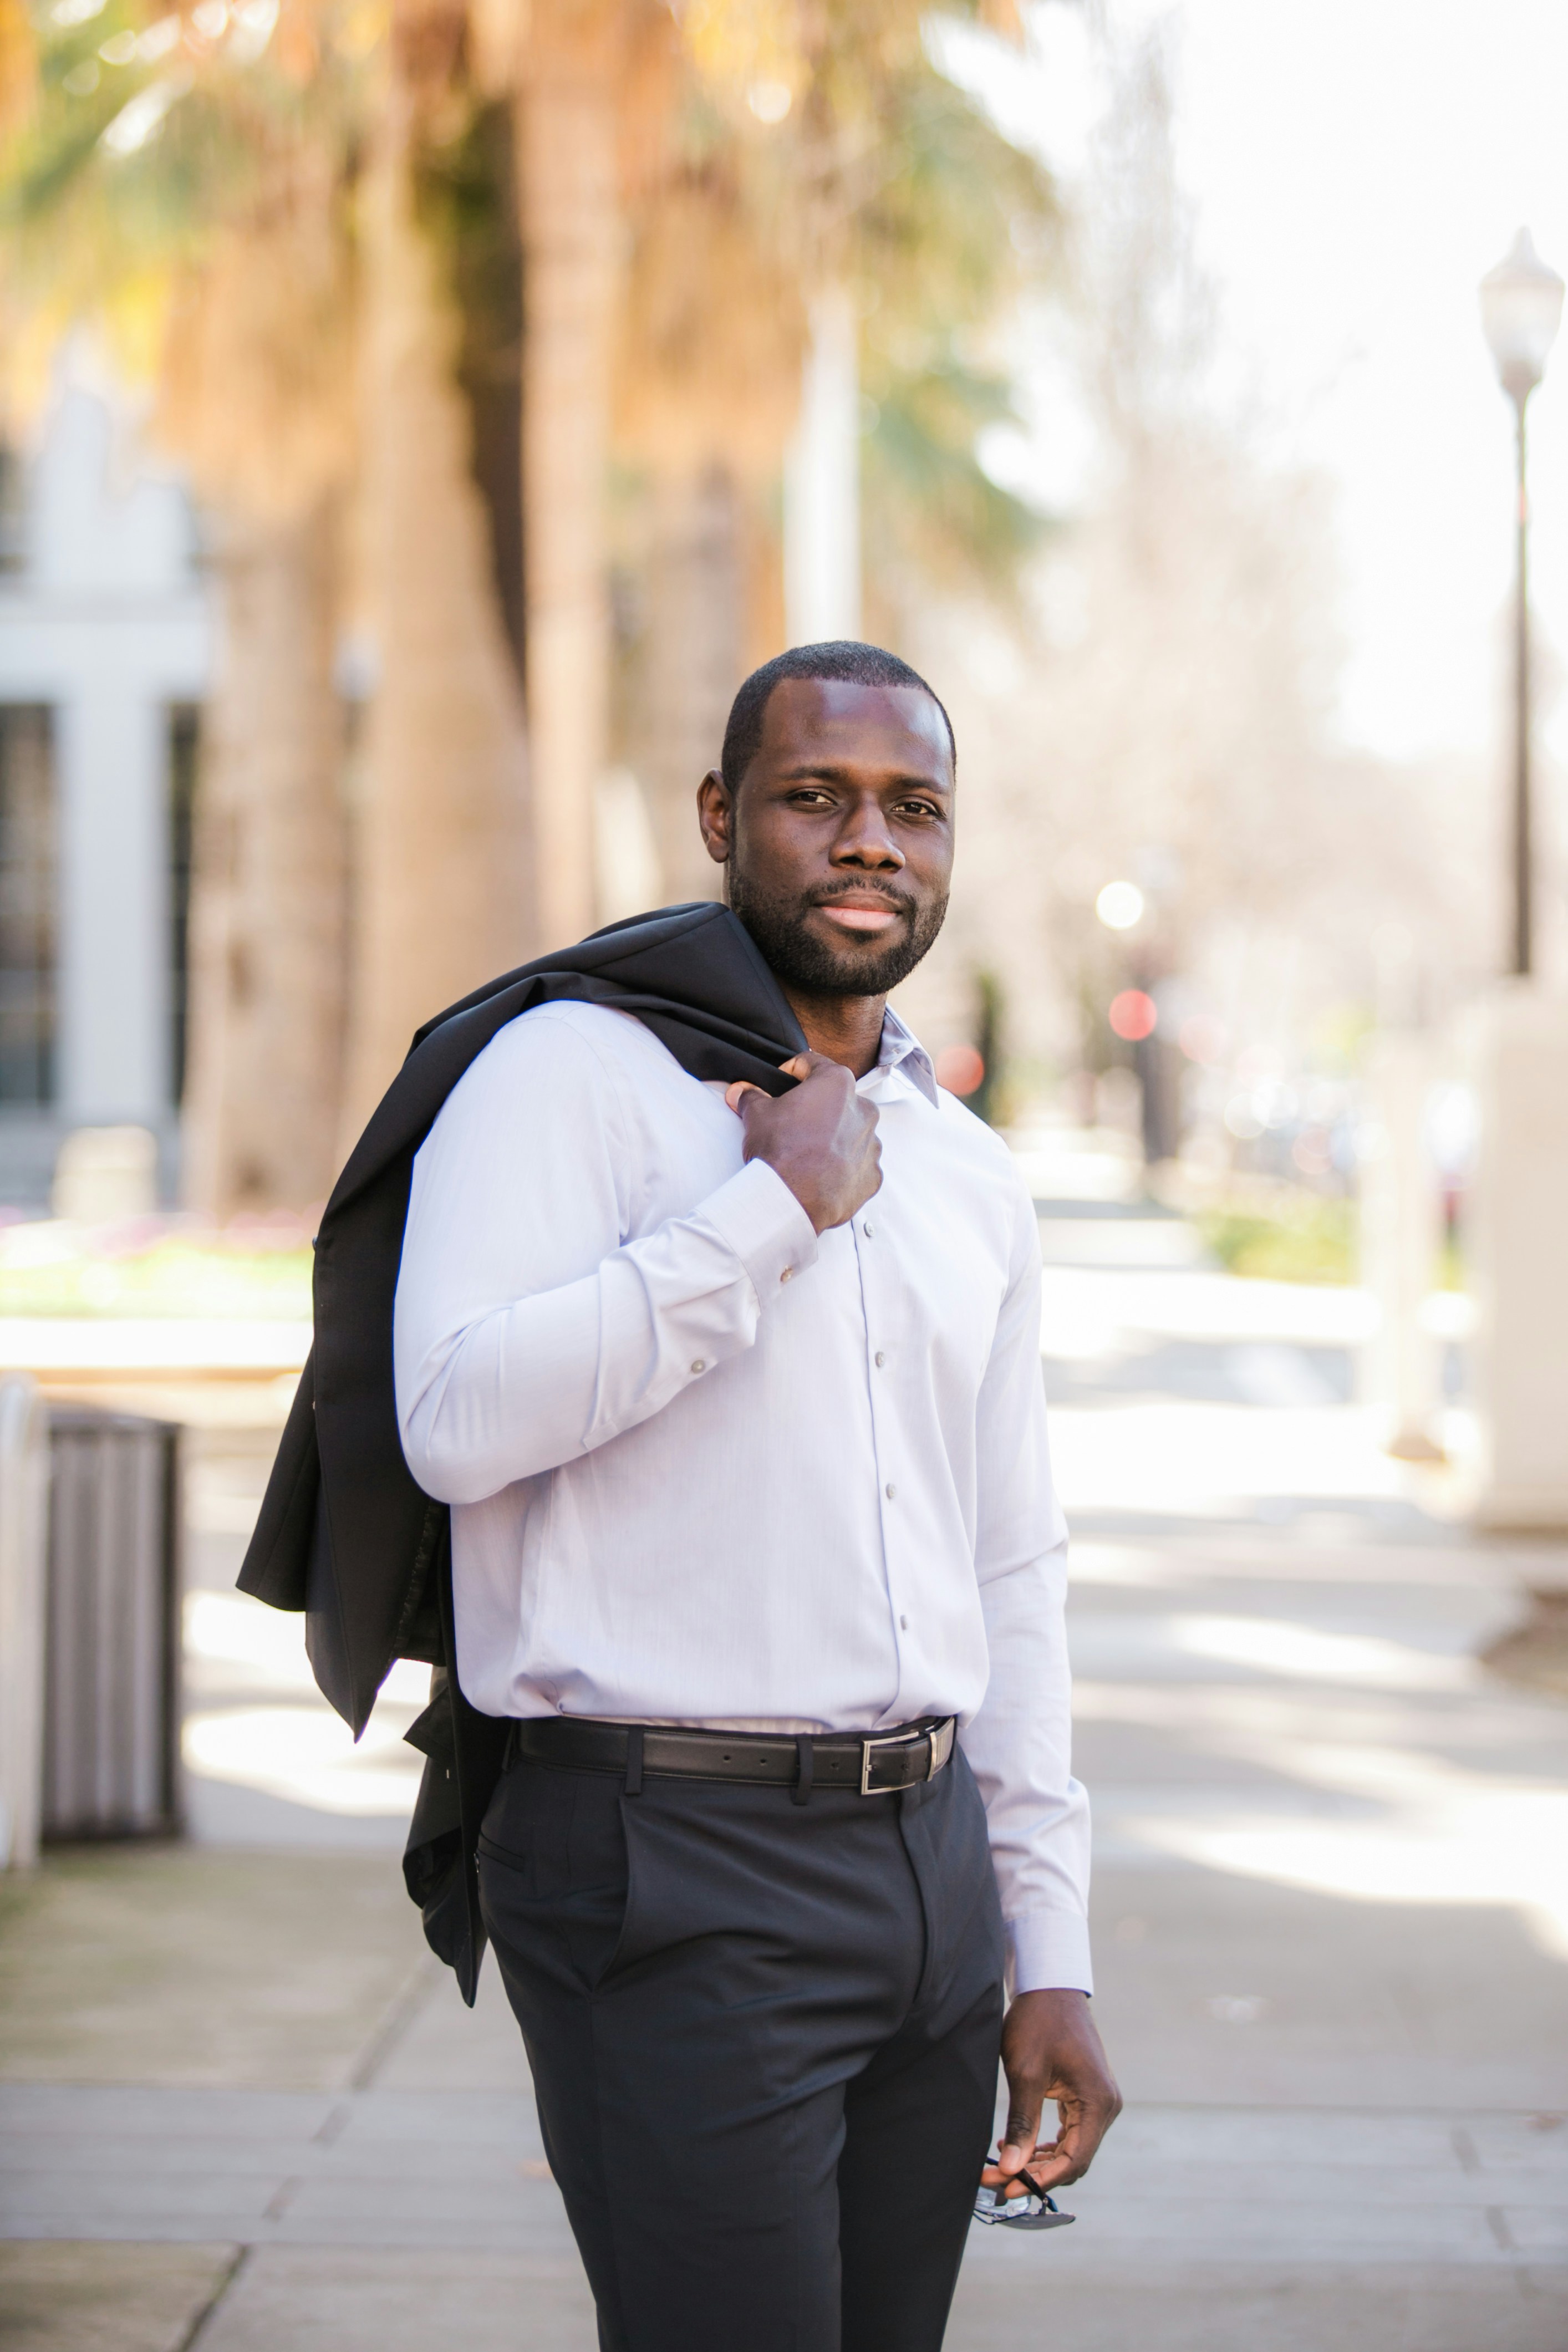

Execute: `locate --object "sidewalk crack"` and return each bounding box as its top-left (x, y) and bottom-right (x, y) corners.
top-left (348, 1952), bottom-right (444, 2091)
top-left (263, 2175), bottom-right (303, 2222)
top-left (176, 2244), bottom-right (250, 2352)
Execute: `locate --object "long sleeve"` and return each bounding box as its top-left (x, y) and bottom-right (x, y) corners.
top-left (958, 1181), bottom-right (1093, 1995)
top-left (394, 1010), bottom-right (818, 1506)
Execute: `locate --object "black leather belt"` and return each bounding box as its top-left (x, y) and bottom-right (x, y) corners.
top-left (506, 1713), bottom-right (956, 1798)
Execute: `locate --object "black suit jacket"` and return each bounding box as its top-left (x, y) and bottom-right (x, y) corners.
top-left (237, 903), bottom-right (806, 1999)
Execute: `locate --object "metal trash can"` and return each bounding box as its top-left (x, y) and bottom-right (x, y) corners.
top-left (42, 1407), bottom-right (182, 1841)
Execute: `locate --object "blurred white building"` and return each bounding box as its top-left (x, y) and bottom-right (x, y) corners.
top-left (0, 368), bottom-right (211, 1205)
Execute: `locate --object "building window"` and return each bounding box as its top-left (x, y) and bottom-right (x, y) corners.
top-left (0, 706), bottom-right (55, 1106)
top-left (169, 704), bottom-right (198, 1107)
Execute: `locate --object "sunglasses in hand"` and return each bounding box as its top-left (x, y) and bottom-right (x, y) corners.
top-left (972, 2158), bottom-right (1075, 2232)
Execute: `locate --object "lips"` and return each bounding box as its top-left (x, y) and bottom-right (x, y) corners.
top-left (812, 894), bottom-right (908, 935)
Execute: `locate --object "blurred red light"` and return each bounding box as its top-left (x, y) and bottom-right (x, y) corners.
top-left (1108, 990), bottom-right (1158, 1042)
top-left (934, 1043), bottom-right (986, 1096)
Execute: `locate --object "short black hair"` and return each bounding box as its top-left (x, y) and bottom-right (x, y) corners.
top-left (719, 640), bottom-right (956, 796)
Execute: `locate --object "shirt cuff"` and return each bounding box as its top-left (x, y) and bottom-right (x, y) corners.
top-left (1007, 1911), bottom-right (1094, 1998)
top-left (694, 1158), bottom-right (819, 1306)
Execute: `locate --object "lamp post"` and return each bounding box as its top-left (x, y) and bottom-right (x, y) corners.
top-left (1479, 228), bottom-right (1564, 978)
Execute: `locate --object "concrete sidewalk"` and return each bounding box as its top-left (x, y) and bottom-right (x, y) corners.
top-left (4, 1202), bottom-right (1568, 2349)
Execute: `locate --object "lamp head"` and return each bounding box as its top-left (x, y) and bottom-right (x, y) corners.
top-left (1480, 226), bottom-right (1565, 406)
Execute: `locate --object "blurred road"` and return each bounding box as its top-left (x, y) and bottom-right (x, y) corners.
top-left (3, 1169), bottom-right (1567, 2350)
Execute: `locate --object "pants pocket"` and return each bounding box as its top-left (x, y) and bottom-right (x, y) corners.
top-left (480, 1762), bottom-right (633, 1994)
top-left (595, 1790), bottom-right (656, 1989)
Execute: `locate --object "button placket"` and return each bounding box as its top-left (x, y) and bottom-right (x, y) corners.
top-left (859, 1222), bottom-right (892, 1512)
top-left (856, 1197), bottom-right (910, 1697)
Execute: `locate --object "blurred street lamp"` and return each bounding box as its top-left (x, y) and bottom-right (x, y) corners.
top-left (1095, 879), bottom-right (1144, 931)
top-left (1479, 227), bottom-right (1564, 977)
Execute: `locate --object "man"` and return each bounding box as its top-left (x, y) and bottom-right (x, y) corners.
top-left (391, 640), bottom-right (1118, 2351)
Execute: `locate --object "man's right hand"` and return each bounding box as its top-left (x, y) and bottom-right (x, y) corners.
top-left (725, 1052), bottom-right (882, 1234)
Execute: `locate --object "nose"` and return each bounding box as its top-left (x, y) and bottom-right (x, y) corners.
top-left (831, 791), bottom-right (905, 871)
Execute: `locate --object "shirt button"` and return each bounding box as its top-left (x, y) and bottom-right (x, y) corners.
top-left (690, 1360), bottom-right (706, 1374)
top-left (863, 1221), bottom-right (874, 1238)
top-left (899, 1614), bottom-right (909, 1630)
top-left (874, 1351), bottom-right (885, 1368)
top-left (780, 1266), bottom-right (793, 1284)
top-left (885, 1482), bottom-right (897, 1500)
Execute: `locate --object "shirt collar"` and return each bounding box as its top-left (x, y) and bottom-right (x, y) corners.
top-left (866, 1005), bottom-right (939, 1108)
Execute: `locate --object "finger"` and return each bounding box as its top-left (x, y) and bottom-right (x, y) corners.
top-left (724, 1080), bottom-right (765, 1113)
top-left (982, 2126), bottom-right (1072, 2196)
top-left (1025, 2102), bottom-right (1114, 2190)
top-left (980, 2158), bottom-right (1047, 2198)
top-left (790, 1050), bottom-right (856, 1087)
top-left (995, 2095), bottom-right (1044, 2179)
top-left (1014, 2139), bottom-right (1076, 2191)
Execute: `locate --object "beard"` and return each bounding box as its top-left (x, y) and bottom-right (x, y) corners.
top-left (728, 862), bottom-right (949, 999)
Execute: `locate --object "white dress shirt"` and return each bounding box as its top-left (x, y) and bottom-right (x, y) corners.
top-left (394, 997), bottom-right (1092, 1994)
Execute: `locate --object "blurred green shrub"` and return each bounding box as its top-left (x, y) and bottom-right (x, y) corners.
top-left (1194, 1195), bottom-right (1356, 1285)
top-left (0, 1228), bottom-right (312, 1318)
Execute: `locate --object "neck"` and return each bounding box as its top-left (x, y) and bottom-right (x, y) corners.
top-left (780, 985), bottom-right (887, 1079)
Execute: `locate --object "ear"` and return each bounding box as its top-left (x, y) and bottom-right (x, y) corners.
top-left (696, 768), bottom-right (732, 868)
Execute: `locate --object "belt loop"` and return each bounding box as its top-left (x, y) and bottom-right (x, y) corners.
top-left (791, 1734), bottom-right (813, 1807)
top-left (624, 1727), bottom-right (645, 1798)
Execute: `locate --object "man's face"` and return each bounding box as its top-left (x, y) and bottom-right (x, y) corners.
top-left (698, 678), bottom-right (955, 999)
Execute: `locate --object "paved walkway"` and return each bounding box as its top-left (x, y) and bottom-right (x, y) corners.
top-left (3, 1187), bottom-right (1567, 2349)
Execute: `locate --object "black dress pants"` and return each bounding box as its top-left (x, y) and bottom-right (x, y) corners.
top-left (478, 1742), bottom-right (1006, 2352)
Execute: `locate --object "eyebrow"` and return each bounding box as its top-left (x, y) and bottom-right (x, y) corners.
top-left (772, 761), bottom-right (953, 793)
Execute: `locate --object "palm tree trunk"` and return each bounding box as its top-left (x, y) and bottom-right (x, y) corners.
top-left (339, 92), bottom-right (534, 1141)
top-left (182, 503), bottom-right (347, 1215)
top-left (518, 11), bottom-right (620, 946)
top-left (637, 461), bottom-right (743, 903)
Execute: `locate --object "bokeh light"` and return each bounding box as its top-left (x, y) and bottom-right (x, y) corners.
top-left (1108, 989), bottom-right (1158, 1042)
top-left (1095, 880), bottom-right (1146, 931)
top-left (934, 1042), bottom-right (985, 1096)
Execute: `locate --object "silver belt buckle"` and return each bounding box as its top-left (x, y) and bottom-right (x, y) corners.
top-left (859, 1730), bottom-right (914, 1795)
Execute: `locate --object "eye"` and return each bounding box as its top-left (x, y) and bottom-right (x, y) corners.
top-left (894, 797), bottom-right (943, 822)
top-left (787, 787), bottom-right (835, 807)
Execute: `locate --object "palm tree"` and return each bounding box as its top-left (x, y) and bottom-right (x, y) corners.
top-left (609, 0), bottom-right (1058, 894)
top-left (413, 0), bottom-right (1055, 977)
top-left (337, 0), bottom-right (534, 1135)
top-left (614, 155), bottom-right (805, 900)
top-left (1, 0), bottom-right (543, 1190)
top-left (180, 493), bottom-right (349, 1214)
top-left (0, 0), bottom-right (1065, 1203)
top-left (512, 0), bottom-right (634, 946)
